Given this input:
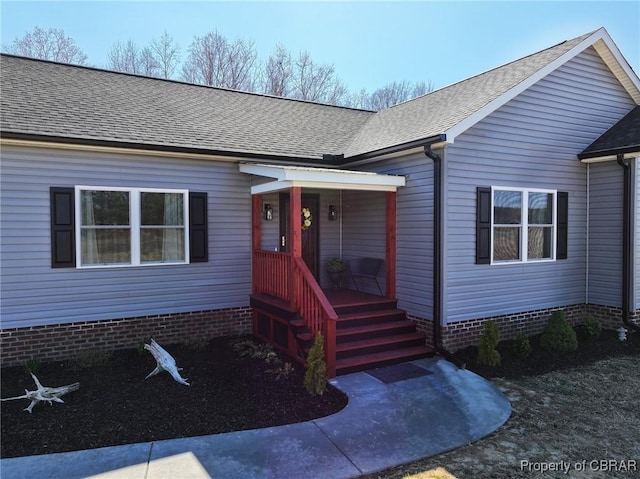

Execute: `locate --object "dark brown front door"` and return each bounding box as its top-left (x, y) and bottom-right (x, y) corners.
top-left (279, 193), bottom-right (320, 279)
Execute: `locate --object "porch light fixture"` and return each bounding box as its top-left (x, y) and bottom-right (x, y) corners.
top-left (328, 205), bottom-right (337, 221)
top-left (263, 203), bottom-right (273, 221)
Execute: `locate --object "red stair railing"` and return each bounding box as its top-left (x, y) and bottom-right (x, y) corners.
top-left (292, 257), bottom-right (338, 377)
top-left (253, 250), bottom-right (290, 301)
top-left (252, 250), bottom-right (337, 377)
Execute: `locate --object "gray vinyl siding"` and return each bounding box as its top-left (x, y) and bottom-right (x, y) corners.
top-left (442, 48), bottom-right (636, 324)
top-left (588, 161), bottom-right (623, 307)
top-left (0, 145), bottom-right (253, 329)
top-left (341, 190), bottom-right (387, 295)
top-left (350, 154), bottom-right (434, 320)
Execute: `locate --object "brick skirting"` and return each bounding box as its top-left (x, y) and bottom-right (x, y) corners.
top-left (440, 304), bottom-right (639, 352)
top-left (0, 307), bottom-right (253, 368)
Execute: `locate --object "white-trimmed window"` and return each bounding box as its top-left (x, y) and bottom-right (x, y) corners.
top-left (76, 186), bottom-right (189, 267)
top-left (491, 187), bottom-right (556, 263)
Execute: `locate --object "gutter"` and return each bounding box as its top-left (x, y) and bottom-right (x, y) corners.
top-left (616, 155), bottom-right (640, 333)
top-left (424, 145), bottom-right (465, 368)
top-left (0, 131), bottom-right (335, 166)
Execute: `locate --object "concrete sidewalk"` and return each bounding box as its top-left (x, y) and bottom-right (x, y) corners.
top-left (0, 358), bottom-right (511, 479)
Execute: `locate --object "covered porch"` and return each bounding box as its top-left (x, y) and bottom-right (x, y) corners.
top-left (241, 164), bottom-right (433, 377)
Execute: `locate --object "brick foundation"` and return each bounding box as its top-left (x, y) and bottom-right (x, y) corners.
top-left (440, 304), bottom-right (639, 352)
top-left (406, 314), bottom-right (434, 347)
top-left (0, 307), bottom-right (253, 368)
top-left (585, 304), bottom-right (640, 331)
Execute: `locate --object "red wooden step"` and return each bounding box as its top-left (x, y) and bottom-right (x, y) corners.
top-left (336, 332), bottom-right (427, 358)
top-left (337, 320), bottom-right (417, 342)
top-left (337, 309), bottom-right (407, 328)
top-left (336, 345), bottom-right (435, 375)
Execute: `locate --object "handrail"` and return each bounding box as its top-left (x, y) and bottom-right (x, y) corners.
top-left (292, 257), bottom-right (338, 377)
top-left (253, 250), bottom-right (291, 301)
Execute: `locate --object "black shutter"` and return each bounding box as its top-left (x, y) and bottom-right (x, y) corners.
top-left (556, 191), bottom-right (568, 260)
top-left (189, 192), bottom-right (208, 263)
top-left (50, 187), bottom-right (76, 268)
top-left (476, 187), bottom-right (491, 264)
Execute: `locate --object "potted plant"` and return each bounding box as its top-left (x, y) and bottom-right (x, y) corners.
top-left (326, 258), bottom-right (346, 290)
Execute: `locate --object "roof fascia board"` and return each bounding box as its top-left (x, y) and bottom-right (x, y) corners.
top-left (592, 30), bottom-right (640, 103)
top-left (0, 134), bottom-right (323, 166)
top-left (251, 179), bottom-right (400, 195)
top-left (445, 28), bottom-right (640, 143)
top-left (580, 151), bottom-right (640, 163)
top-left (240, 163), bottom-right (405, 186)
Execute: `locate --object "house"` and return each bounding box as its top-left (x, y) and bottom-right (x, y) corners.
top-left (1, 27), bottom-right (638, 376)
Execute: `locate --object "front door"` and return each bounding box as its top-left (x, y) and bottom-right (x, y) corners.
top-left (279, 193), bottom-right (320, 279)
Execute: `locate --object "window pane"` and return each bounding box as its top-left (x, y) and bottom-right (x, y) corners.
top-left (528, 193), bottom-right (553, 225)
top-left (528, 227), bottom-right (552, 259)
top-left (81, 191), bottom-right (129, 226)
top-left (141, 228), bottom-right (185, 262)
top-left (81, 229), bottom-right (131, 264)
top-left (141, 193), bottom-right (184, 226)
top-left (493, 227), bottom-right (520, 261)
top-left (494, 191), bottom-right (522, 225)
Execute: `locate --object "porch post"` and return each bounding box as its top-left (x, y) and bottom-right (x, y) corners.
top-left (386, 191), bottom-right (397, 299)
top-left (252, 194), bottom-right (262, 295)
top-left (289, 187), bottom-right (302, 304)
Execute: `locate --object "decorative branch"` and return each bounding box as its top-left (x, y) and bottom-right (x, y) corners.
top-left (1, 373), bottom-right (79, 413)
top-left (144, 339), bottom-right (190, 386)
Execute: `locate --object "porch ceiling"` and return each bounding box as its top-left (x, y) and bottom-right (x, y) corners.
top-left (239, 163), bottom-right (406, 194)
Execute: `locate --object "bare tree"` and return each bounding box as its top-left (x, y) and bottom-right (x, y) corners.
top-left (290, 50), bottom-right (348, 105)
top-left (182, 31), bottom-right (258, 90)
top-left (367, 80), bottom-right (435, 110)
top-left (4, 27), bottom-right (87, 64)
top-left (263, 43), bottom-right (292, 97)
top-left (107, 40), bottom-right (144, 74)
top-left (150, 31), bottom-right (180, 79)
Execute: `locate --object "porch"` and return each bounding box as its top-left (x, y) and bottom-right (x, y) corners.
top-left (242, 163), bottom-right (433, 377)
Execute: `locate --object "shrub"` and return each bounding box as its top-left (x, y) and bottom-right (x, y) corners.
top-left (137, 336), bottom-right (152, 355)
top-left (513, 334), bottom-right (532, 360)
top-left (540, 310), bottom-right (578, 352)
top-left (304, 333), bottom-right (327, 396)
top-left (582, 315), bottom-right (602, 340)
top-left (23, 358), bottom-right (41, 375)
top-left (477, 320), bottom-right (501, 367)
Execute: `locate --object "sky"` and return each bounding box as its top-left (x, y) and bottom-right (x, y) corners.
top-left (1, 1), bottom-right (639, 94)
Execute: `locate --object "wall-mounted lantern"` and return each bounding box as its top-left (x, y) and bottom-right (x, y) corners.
top-left (264, 203), bottom-right (273, 221)
top-left (328, 205), bottom-right (337, 221)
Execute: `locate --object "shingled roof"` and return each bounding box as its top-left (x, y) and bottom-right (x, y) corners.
top-left (0, 55), bottom-right (373, 161)
top-left (579, 105), bottom-right (640, 159)
top-left (1, 28), bottom-right (637, 163)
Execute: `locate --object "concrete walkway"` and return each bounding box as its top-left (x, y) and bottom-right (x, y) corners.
top-left (0, 358), bottom-right (511, 479)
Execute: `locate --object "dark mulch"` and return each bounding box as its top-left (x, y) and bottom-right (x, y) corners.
top-left (454, 327), bottom-right (640, 379)
top-left (0, 336), bottom-right (348, 459)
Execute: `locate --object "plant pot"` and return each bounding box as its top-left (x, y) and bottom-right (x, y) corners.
top-left (328, 271), bottom-right (342, 290)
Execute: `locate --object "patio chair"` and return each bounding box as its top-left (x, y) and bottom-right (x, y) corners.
top-left (346, 257), bottom-right (384, 295)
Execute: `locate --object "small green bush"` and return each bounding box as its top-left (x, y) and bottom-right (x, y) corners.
top-left (137, 336), bottom-right (152, 355)
top-left (582, 315), bottom-right (602, 340)
top-left (477, 320), bottom-right (501, 367)
top-left (23, 358), bottom-right (41, 375)
top-left (304, 333), bottom-right (327, 396)
top-left (513, 334), bottom-right (532, 360)
top-left (540, 310), bottom-right (578, 352)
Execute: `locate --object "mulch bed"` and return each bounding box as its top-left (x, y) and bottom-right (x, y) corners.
top-left (454, 326), bottom-right (640, 379)
top-left (0, 336), bottom-right (348, 459)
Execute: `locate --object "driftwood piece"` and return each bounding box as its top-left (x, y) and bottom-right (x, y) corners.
top-left (0, 373), bottom-right (79, 413)
top-left (144, 339), bottom-right (190, 386)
